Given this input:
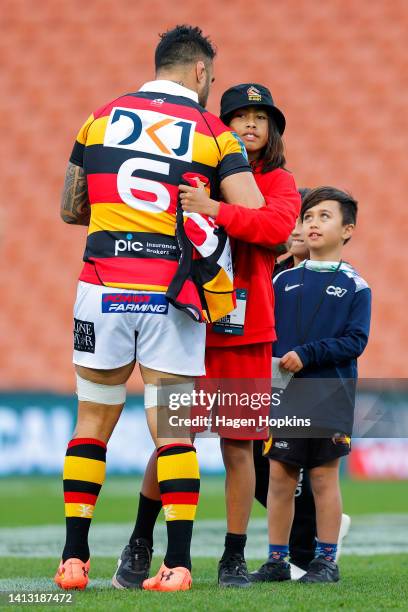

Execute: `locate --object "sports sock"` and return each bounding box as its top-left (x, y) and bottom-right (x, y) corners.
top-left (268, 544), bottom-right (289, 562)
top-left (157, 444), bottom-right (200, 570)
top-left (315, 540), bottom-right (337, 562)
top-left (129, 493), bottom-right (162, 548)
top-left (222, 533), bottom-right (247, 559)
top-left (62, 438), bottom-right (106, 563)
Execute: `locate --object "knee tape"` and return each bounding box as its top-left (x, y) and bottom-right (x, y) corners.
top-left (76, 374), bottom-right (126, 405)
top-left (144, 381), bottom-right (195, 410)
top-left (144, 384), bottom-right (159, 410)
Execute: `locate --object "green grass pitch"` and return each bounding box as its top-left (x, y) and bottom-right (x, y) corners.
top-left (0, 476), bottom-right (407, 610)
top-left (1, 476), bottom-right (408, 526)
top-left (1, 556), bottom-right (408, 611)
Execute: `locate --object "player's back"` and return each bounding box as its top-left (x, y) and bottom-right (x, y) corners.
top-left (71, 84), bottom-right (248, 291)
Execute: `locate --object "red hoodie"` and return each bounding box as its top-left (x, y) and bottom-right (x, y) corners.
top-left (206, 167), bottom-right (300, 347)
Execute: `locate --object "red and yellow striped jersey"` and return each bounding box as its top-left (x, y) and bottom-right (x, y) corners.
top-left (69, 80), bottom-right (251, 291)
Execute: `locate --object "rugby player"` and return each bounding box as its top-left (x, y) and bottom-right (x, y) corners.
top-left (54, 25), bottom-right (265, 593)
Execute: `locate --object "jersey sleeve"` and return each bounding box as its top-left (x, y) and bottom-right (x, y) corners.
top-left (294, 287), bottom-right (372, 368)
top-left (214, 169), bottom-right (300, 246)
top-left (216, 130), bottom-right (252, 181)
top-left (69, 113), bottom-right (95, 167)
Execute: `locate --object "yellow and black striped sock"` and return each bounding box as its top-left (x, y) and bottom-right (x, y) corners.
top-left (157, 444), bottom-right (200, 570)
top-left (62, 438), bottom-right (106, 562)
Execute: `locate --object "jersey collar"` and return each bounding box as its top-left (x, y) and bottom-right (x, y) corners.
top-left (139, 80), bottom-right (199, 103)
top-left (298, 260), bottom-right (348, 273)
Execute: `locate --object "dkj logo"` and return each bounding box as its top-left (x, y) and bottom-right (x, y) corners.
top-left (102, 293), bottom-right (169, 314)
top-left (114, 233), bottom-right (143, 256)
top-left (104, 107), bottom-right (196, 162)
top-left (326, 286), bottom-right (348, 298)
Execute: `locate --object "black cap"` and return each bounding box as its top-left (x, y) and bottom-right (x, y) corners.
top-left (220, 83), bottom-right (286, 134)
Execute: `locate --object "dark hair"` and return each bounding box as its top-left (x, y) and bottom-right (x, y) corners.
top-left (155, 25), bottom-right (216, 71)
top-left (301, 186), bottom-right (358, 243)
top-left (252, 115), bottom-right (286, 173)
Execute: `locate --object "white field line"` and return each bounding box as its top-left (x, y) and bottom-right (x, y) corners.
top-left (0, 515), bottom-right (408, 560)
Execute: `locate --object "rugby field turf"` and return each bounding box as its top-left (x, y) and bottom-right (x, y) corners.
top-left (0, 556), bottom-right (407, 611)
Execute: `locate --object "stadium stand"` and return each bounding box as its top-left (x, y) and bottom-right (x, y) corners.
top-left (1, 0), bottom-right (407, 391)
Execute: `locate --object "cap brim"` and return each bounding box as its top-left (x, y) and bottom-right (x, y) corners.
top-left (221, 103), bottom-right (286, 135)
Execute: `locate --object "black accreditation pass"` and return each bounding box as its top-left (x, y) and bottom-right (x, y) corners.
top-left (212, 289), bottom-right (248, 336)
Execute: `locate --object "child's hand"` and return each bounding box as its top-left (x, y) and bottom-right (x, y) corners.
top-left (179, 178), bottom-right (220, 217)
top-left (279, 351), bottom-right (304, 373)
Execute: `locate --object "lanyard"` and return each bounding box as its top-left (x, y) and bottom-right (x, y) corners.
top-left (296, 260), bottom-right (342, 345)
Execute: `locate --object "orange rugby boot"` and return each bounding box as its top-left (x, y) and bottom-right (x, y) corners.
top-left (54, 558), bottom-right (90, 590)
top-left (142, 563), bottom-right (192, 592)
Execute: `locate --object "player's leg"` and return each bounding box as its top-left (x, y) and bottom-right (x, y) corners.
top-left (250, 457), bottom-right (299, 582)
top-left (218, 437), bottom-right (255, 587)
top-left (55, 281), bottom-right (138, 590)
top-left (289, 469), bottom-right (317, 573)
top-left (55, 361), bottom-right (135, 590)
top-left (140, 364), bottom-right (199, 592)
top-left (131, 450), bottom-right (161, 544)
top-left (311, 459), bottom-right (342, 544)
top-left (251, 436), bottom-right (308, 582)
top-left (222, 439), bottom-right (255, 535)
top-left (299, 456), bottom-right (342, 583)
top-left (298, 435), bottom-right (351, 583)
top-left (254, 442), bottom-right (317, 576)
top-left (215, 343), bottom-right (272, 588)
top-left (288, 469), bottom-right (350, 580)
top-left (134, 302), bottom-right (205, 592)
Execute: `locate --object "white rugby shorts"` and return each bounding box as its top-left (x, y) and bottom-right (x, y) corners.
top-left (73, 281), bottom-right (206, 376)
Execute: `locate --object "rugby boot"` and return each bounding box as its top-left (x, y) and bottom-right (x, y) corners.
top-left (142, 563), bottom-right (192, 591)
top-left (54, 558), bottom-right (90, 590)
top-left (298, 558), bottom-right (340, 583)
top-left (112, 538), bottom-right (152, 589)
top-left (249, 558), bottom-right (291, 582)
top-left (218, 553), bottom-right (251, 588)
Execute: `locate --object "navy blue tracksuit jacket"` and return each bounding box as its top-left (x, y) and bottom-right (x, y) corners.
top-left (272, 260), bottom-right (371, 434)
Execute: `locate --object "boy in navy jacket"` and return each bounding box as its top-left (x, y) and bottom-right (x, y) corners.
top-left (250, 186), bottom-right (371, 584)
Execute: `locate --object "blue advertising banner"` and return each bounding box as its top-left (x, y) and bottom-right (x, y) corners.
top-left (0, 393), bottom-right (223, 475)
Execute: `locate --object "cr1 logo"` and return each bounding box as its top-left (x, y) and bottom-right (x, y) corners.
top-left (326, 286), bottom-right (347, 298)
top-left (117, 157), bottom-right (170, 213)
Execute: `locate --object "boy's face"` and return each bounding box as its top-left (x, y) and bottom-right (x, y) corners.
top-left (287, 217), bottom-right (309, 259)
top-left (302, 200), bottom-right (354, 254)
top-left (228, 106), bottom-right (269, 157)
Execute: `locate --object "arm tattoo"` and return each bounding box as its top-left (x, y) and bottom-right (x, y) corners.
top-left (61, 162), bottom-right (91, 226)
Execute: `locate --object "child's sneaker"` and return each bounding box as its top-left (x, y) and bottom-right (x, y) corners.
top-left (249, 559), bottom-right (291, 582)
top-left (112, 539), bottom-right (152, 589)
top-left (142, 563), bottom-right (192, 591)
top-left (298, 558), bottom-right (339, 583)
top-left (54, 558), bottom-right (90, 590)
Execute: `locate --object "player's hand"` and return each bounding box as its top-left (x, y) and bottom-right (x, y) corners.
top-left (279, 351), bottom-right (304, 373)
top-left (179, 178), bottom-right (220, 217)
